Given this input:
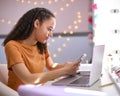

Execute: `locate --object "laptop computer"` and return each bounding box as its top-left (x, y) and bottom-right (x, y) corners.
top-left (52, 45), bottom-right (105, 87)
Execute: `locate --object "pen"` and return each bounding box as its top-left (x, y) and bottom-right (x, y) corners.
top-left (99, 82), bottom-right (114, 88)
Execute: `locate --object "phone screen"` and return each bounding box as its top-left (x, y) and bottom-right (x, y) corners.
top-left (78, 53), bottom-right (87, 62)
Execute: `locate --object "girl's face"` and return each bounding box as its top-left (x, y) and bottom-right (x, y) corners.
top-left (34, 17), bottom-right (56, 43)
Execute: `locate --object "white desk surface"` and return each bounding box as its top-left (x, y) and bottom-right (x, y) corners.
top-left (46, 69), bottom-right (120, 96)
top-left (17, 64), bottom-right (120, 96)
top-left (18, 69), bottom-right (120, 96)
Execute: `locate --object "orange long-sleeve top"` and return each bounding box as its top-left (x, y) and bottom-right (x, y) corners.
top-left (4, 40), bottom-right (50, 90)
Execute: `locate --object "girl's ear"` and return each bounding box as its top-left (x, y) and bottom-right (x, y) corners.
top-left (34, 19), bottom-right (40, 28)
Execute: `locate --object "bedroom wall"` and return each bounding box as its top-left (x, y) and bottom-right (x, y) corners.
top-left (0, 0), bottom-right (93, 64)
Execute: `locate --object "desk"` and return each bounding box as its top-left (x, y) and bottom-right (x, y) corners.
top-left (46, 70), bottom-right (119, 96)
top-left (17, 70), bottom-right (120, 96)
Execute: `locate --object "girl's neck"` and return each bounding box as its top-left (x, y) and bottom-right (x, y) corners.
top-left (21, 34), bottom-right (37, 46)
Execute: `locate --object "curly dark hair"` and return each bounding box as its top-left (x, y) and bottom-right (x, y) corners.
top-left (2, 7), bottom-right (55, 54)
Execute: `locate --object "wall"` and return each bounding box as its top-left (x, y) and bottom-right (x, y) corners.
top-left (0, 0), bottom-right (91, 34)
top-left (0, 0), bottom-right (93, 64)
top-left (48, 36), bottom-right (93, 63)
top-left (93, 0), bottom-right (120, 70)
top-left (0, 35), bottom-right (93, 64)
top-left (0, 39), bottom-right (6, 64)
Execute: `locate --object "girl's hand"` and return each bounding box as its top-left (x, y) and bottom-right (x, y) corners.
top-left (62, 61), bottom-right (81, 75)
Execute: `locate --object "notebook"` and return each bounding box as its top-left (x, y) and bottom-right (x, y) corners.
top-left (52, 45), bottom-right (105, 87)
top-left (107, 70), bottom-right (120, 94)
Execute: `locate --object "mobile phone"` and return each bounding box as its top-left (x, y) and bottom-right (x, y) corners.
top-left (75, 53), bottom-right (87, 75)
top-left (69, 54), bottom-right (87, 76)
top-left (77, 53), bottom-right (87, 62)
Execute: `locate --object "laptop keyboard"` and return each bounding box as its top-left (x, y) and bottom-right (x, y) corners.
top-left (70, 76), bottom-right (90, 84)
top-left (52, 75), bottom-right (82, 85)
top-left (52, 71), bottom-right (90, 86)
top-left (76, 71), bottom-right (90, 76)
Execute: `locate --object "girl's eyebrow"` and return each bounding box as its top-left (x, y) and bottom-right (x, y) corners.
top-left (48, 26), bottom-right (55, 30)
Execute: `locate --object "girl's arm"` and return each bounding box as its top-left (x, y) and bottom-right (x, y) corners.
top-left (12, 60), bottom-right (80, 84)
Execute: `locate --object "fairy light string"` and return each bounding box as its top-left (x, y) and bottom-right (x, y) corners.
top-left (0, 0), bottom-right (90, 59)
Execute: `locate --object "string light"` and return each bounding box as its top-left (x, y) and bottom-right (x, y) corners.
top-left (40, 1), bottom-right (44, 5)
top-left (70, 0), bottom-right (74, 2)
top-left (78, 19), bottom-right (81, 23)
top-left (1, 19), bottom-right (5, 23)
top-left (0, 5), bottom-right (82, 59)
top-left (65, 3), bottom-right (69, 7)
top-left (0, 10), bottom-right (81, 60)
top-left (62, 43), bottom-right (66, 47)
top-left (77, 15), bottom-right (81, 19)
top-left (0, 18), bottom-right (16, 25)
top-left (33, 1), bottom-right (38, 5)
top-left (60, 7), bottom-right (64, 11)
top-left (63, 30), bottom-right (67, 34)
top-left (54, 0), bottom-right (58, 2)
top-left (62, 11), bottom-right (82, 34)
top-left (58, 35), bottom-right (62, 39)
top-left (7, 20), bottom-right (12, 24)
top-left (53, 54), bottom-right (57, 58)
top-left (1, 0), bottom-right (79, 25)
top-left (15, 0), bottom-right (73, 14)
top-left (73, 20), bottom-right (77, 24)
top-left (1, 0), bottom-right (83, 59)
top-left (27, 0), bottom-right (31, 4)
top-left (48, 9), bottom-right (82, 59)
top-left (74, 25), bottom-right (78, 29)
top-left (69, 31), bottom-right (73, 34)
top-left (66, 37), bottom-right (70, 41)
top-left (77, 11), bottom-right (80, 14)
top-left (51, 39), bottom-right (55, 43)
top-left (57, 48), bottom-right (62, 52)
top-left (47, 42), bottom-right (50, 46)
top-left (68, 25), bottom-right (72, 30)
top-left (21, 0), bottom-right (25, 3)
top-left (53, 12), bottom-right (57, 16)
top-left (48, 0), bottom-right (52, 4)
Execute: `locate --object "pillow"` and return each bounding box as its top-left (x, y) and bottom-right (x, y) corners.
top-left (0, 64), bottom-right (8, 84)
top-left (0, 82), bottom-right (19, 96)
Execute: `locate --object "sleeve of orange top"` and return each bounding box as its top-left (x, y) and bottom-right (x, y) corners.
top-left (4, 41), bottom-right (24, 70)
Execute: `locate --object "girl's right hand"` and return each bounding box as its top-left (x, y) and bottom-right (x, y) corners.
top-left (62, 61), bottom-right (80, 76)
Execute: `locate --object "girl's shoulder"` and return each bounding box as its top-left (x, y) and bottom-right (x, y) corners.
top-left (5, 40), bottom-right (21, 48)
